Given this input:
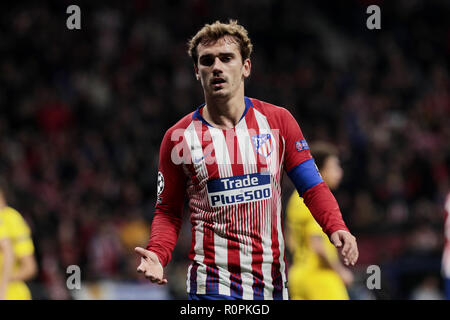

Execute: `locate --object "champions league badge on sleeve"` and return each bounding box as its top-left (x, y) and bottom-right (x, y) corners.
top-left (295, 139), bottom-right (309, 151)
top-left (156, 171), bottom-right (164, 204)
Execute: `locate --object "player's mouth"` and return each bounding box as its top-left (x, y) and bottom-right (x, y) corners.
top-left (211, 77), bottom-right (226, 89)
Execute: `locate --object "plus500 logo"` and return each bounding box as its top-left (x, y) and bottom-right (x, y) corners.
top-left (207, 173), bottom-right (272, 207)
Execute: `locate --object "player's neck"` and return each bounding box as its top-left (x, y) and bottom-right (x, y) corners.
top-left (203, 91), bottom-right (245, 130)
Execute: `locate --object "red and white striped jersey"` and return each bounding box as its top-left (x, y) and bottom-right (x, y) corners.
top-left (147, 96), bottom-right (348, 300)
top-left (442, 193), bottom-right (450, 278)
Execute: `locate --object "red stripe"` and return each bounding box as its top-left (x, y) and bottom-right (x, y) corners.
top-left (193, 120), bottom-right (218, 288)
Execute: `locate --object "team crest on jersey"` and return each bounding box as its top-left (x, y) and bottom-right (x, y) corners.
top-left (251, 134), bottom-right (273, 158)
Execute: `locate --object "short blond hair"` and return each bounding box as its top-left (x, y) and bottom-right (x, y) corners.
top-left (187, 19), bottom-right (253, 66)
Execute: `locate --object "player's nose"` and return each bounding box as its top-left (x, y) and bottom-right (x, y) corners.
top-left (212, 57), bottom-right (224, 73)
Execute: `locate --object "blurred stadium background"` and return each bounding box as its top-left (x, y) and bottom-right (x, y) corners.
top-left (0, 0), bottom-right (449, 299)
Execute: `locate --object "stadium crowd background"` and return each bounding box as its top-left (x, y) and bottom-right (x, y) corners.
top-left (0, 0), bottom-right (449, 299)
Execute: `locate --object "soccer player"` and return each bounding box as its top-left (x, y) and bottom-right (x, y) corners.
top-left (286, 142), bottom-right (353, 300)
top-left (135, 20), bottom-right (358, 300)
top-left (0, 183), bottom-right (38, 300)
top-left (442, 192), bottom-right (450, 300)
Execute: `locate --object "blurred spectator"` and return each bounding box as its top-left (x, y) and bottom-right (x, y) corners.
top-left (410, 275), bottom-right (444, 300)
top-left (442, 193), bottom-right (450, 299)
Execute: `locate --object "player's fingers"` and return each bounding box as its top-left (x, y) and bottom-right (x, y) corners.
top-left (341, 237), bottom-right (351, 257)
top-left (350, 254), bottom-right (358, 266)
top-left (343, 258), bottom-right (350, 266)
top-left (137, 259), bottom-right (148, 273)
top-left (145, 273), bottom-right (158, 282)
top-left (331, 234), bottom-right (342, 248)
top-left (144, 269), bottom-right (162, 283)
top-left (157, 278), bottom-right (168, 285)
top-left (137, 256), bottom-right (147, 271)
top-left (134, 247), bottom-right (150, 258)
top-left (350, 246), bottom-right (359, 265)
top-left (344, 240), bottom-right (358, 265)
top-left (137, 265), bottom-right (145, 273)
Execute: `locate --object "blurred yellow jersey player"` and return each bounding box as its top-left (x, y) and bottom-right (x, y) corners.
top-left (286, 142), bottom-right (353, 300)
top-left (0, 183), bottom-right (37, 300)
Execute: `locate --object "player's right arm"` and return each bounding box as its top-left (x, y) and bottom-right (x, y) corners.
top-left (135, 126), bottom-right (188, 284)
top-left (6, 209), bottom-right (37, 283)
top-left (0, 217), bottom-right (13, 300)
top-left (309, 235), bottom-right (354, 285)
top-left (280, 107), bottom-right (358, 266)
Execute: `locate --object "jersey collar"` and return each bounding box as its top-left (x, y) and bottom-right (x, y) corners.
top-left (192, 96), bottom-right (253, 127)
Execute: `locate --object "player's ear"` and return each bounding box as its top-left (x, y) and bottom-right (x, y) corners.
top-left (194, 65), bottom-right (200, 81)
top-left (242, 58), bottom-right (251, 78)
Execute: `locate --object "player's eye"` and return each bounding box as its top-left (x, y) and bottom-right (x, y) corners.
top-left (220, 56), bottom-right (232, 62)
top-left (199, 56), bottom-right (214, 66)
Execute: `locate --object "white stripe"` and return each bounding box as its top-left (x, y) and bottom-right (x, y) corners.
top-left (208, 126), bottom-right (232, 296)
top-left (235, 118), bottom-right (258, 174)
top-left (186, 264), bottom-right (192, 293)
top-left (235, 118), bottom-right (258, 299)
top-left (253, 110), bottom-right (275, 299)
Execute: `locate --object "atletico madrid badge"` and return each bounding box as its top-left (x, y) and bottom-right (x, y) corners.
top-left (252, 134), bottom-right (273, 158)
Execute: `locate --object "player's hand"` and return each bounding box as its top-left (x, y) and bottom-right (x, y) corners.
top-left (134, 247), bottom-right (168, 285)
top-left (330, 230), bottom-right (358, 266)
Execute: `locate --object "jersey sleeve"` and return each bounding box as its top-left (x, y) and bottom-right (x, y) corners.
top-left (146, 127), bottom-right (188, 267)
top-left (279, 108), bottom-right (313, 172)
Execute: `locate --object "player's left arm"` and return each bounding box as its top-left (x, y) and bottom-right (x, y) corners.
top-left (280, 108), bottom-right (358, 266)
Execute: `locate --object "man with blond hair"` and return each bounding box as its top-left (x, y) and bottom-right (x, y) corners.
top-left (135, 20), bottom-right (358, 300)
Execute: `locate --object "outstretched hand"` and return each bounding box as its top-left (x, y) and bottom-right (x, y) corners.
top-left (135, 247), bottom-right (168, 285)
top-left (330, 230), bottom-right (359, 266)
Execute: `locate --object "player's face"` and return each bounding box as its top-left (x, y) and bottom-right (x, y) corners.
top-left (195, 36), bottom-right (251, 100)
top-left (321, 155), bottom-right (343, 190)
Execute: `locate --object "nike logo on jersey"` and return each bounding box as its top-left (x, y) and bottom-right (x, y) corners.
top-left (193, 152), bottom-right (212, 164)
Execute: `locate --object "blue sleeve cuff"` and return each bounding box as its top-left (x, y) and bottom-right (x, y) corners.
top-left (287, 159), bottom-right (323, 196)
